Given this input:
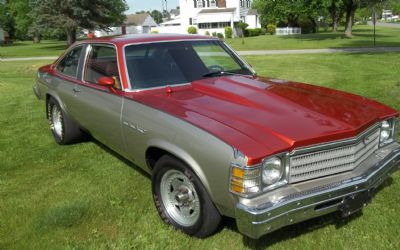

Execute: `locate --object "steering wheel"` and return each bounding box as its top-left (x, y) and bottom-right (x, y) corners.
top-left (207, 65), bottom-right (224, 72)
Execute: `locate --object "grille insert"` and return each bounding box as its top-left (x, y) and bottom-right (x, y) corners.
top-left (289, 128), bottom-right (380, 183)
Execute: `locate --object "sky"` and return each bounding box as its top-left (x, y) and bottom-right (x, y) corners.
top-left (126, 0), bottom-right (180, 14)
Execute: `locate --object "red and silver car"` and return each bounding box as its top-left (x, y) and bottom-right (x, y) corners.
top-left (33, 34), bottom-right (400, 239)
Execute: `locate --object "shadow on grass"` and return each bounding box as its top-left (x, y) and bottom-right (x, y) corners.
top-left (92, 139), bottom-right (151, 179)
top-left (222, 177), bottom-right (395, 249)
top-left (276, 28), bottom-right (400, 48)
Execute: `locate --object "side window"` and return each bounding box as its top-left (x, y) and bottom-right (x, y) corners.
top-left (84, 45), bottom-right (121, 89)
top-left (56, 46), bottom-right (83, 78)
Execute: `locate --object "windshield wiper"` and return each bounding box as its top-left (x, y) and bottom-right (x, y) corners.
top-left (202, 71), bottom-right (238, 78)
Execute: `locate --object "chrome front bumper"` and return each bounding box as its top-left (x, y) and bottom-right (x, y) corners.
top-left (235, 143), bottom-right (400, 239)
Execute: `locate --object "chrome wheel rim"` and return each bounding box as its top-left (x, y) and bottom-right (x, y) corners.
top-left (160, 169), bottom-right (200, 227)
top-left (51, 105), bottom-right (63, 138)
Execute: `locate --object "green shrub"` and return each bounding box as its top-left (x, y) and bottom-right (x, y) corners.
top-left (224, 26), bottom-right (233, 38)
top-left (246, 28), bottom-right (262, 37)
top-left (237, 21), bottom-right (249, 37)
top-left (217, 33), bottom-right (224, 39)
top-left (187, 26), bottom-right (197, 34)
top-left (298, 18), bottom-right (316, 34)
top-left (212, 32), bottom-right (217, 37)
top-left (204, 31), bottom-right (210, 36)
top-left (267, 24), bottom-right (276, 35)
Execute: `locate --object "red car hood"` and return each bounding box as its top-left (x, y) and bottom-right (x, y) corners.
top-left (127, 76), bottom-right (398, 165)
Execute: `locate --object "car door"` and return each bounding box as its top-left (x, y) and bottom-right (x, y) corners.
top-left (51, 45), bottom-right (87, 118)
top-left (66, 44), bottom-right (125, 153)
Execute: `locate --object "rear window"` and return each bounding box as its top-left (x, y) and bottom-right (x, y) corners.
top-left (56, 46), bottom-right (83, 78)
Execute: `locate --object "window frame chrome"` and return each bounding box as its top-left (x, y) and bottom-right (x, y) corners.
top-left (122, 39), bottom-right (257, 91)
top-left (81, 42), bottom-right (124, 91)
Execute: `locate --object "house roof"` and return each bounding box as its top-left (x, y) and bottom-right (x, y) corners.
top-left (247, 9), bottom-right (259, 15)
top-left (124, 13), bottom-right (151, 26)
top-left (170, 8), bottom-right (180, 16)
top-left (198, 7), bottom-right (236, 14)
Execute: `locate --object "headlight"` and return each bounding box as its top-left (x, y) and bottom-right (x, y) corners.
top-left (230, 150), bottom-right (287, 196)
top-left (262, 157), bottom-right (283, 185)
top-left (380, 118), bottom-right (397, 146)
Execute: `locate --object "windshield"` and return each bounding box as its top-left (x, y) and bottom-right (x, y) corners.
top-left (124, 40), bottom-right (253, 89)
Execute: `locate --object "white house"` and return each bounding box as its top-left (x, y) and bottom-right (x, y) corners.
top-left (153, 0), bottom-right (261, 37)
top-left (94, 13), bottom-right (158, 37)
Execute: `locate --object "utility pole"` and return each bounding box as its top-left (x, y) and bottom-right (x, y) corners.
top-left (372, 7), bottom-right (376, 46)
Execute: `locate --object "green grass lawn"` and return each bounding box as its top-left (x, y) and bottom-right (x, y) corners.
top-left (226, 25), bottom-right (400, 51)
top-left (1, 25), bottom-right (400, 58)
top-left (0, 40), bottom-right (67, 58)
top-left (1, 53), bottom-right (399, 249)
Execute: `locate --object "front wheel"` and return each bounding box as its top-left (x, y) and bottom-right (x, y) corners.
top-left (152, 155), bottom-right (221, 238)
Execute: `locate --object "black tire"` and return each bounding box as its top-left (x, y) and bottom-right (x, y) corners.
top-left (47, 97), bottom-right (83, 145)
top-left (152, 155), bottom-right (221, 238)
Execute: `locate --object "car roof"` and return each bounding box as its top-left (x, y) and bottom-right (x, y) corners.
top-left (77, 33), bottom-right (219, 47)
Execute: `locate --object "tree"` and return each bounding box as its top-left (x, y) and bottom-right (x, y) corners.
top-left (33, 0), bottom-right (127, 45)
top-left (237, 21), bottom-right (248, 44)
top-left (151, 10), bottom-right (163, 24)
top-left (390, 0), bottom-right (400, 14)
top-left (254, 0), bottom-right (332, 32)
top-left (343, 0), bottom-right (387, 37)
top-left (0, 0), bottom-right (15, 39)
top-left (327, 0), bottom-right (344, 31)
top-left (8, 0), bottom-right (46, 42)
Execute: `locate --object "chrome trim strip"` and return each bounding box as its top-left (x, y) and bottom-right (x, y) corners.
top-left (122, 39), bottom-right (218, 90)
top-left (122, 39), bottom-right (256, 91)
top-left (54, 44), bottom-right (85, 80)
top-left (80, 42), bottom-right (125, 91)
top-left (124, 82), bottom-right (192, 93)
top-left (289, 123), bottom-right (381, 156)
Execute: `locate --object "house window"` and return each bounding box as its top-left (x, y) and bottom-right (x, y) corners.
top-left (240, 0), bottom-right (244, 7)
top-left (198, 22), bottom-right (231, 29)
top-left (189, 18), bottom-right (193, 25)
top-left (246, 0), bottom-right (251, 8)
top-left (197, 0), bottom-right (204, 8)
top-left (210, 0), bottom-right (216, 7)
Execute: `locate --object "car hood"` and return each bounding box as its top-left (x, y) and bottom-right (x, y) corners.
top-left (128, 76), bottom-right (398, 164)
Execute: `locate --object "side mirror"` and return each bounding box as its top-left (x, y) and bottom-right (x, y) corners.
top-left (98, 76), bottom-right (115, 87)
top-left (97, 76), bottom-right (117, 94)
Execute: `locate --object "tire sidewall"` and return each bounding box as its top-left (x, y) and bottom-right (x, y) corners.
top-left (47, 98), bottom-right (65, 144)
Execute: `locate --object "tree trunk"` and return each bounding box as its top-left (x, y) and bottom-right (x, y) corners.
top-left (33, 33), bottom-right (41, 43)
top-left (344, 3), bottom-right (357, 38)
top-left (333, 19), bottom-right (338, 32)
top-left (66, 27), bottom-right (76, 46)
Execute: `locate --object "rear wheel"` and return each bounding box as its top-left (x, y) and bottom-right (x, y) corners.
top-left (47, 97), bottom-right (83, 145)
top-left (152, 155), bottom-right (221, 238)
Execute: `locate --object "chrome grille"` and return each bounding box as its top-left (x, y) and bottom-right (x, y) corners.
top-left (289, 127), bottom-right (380, 183)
